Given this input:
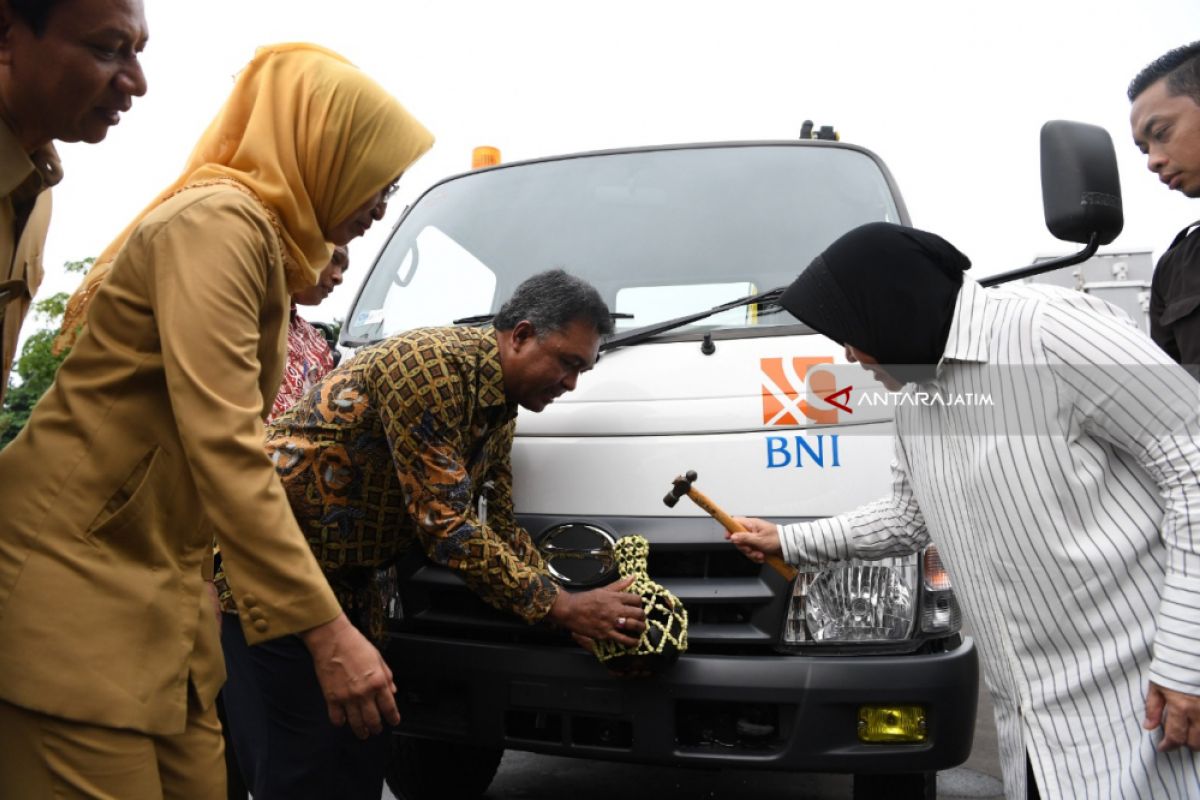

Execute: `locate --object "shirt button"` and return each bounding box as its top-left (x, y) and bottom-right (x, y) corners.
top-left (249, 609), bottom-right (266, 622)
top-left (242, 594), bottom-right (259, 609)
top-left (253, 619), bottom-right (270, 633)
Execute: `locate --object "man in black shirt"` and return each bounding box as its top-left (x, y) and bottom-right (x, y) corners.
top-left (1129, 41), bottom-right (1200, 378)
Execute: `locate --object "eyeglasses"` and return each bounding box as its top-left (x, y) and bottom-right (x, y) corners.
top-left (382, 179), bottom-right (401, 202)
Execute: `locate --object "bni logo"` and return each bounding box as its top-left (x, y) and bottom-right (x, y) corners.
top-left (760, 357), bottom-right (851, 426)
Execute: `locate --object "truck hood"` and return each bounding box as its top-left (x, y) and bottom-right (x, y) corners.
top-left (515, 333), bottom-right (894, 437)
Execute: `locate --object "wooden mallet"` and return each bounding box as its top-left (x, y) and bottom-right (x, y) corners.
top-left (663, 470), bottom-right (798, 581)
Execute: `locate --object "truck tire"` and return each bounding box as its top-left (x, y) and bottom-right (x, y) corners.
top-left (852, 771), bottom-right (936, 800)
top-left (384, 735), bottom-right (504, 800)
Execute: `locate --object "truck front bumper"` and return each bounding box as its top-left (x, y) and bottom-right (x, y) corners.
top-left (387, 633), bottom-right (979, 773)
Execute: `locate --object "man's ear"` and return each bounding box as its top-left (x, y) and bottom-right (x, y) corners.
top-left (510, 320), bottom-right (537, 352)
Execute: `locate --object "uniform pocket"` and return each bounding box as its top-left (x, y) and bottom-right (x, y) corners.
top-left (1160, 294), bottom-right (1200, 326)
top-left (85, 446), bottom-right (162, 543)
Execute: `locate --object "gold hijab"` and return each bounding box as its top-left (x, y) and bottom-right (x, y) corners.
top-left (57, 42), bottom-right (434, 350)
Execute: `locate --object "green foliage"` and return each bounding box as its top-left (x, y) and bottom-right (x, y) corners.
top-left (63, 258), bottom-right (93, 274)
top-left (0, 258), bottom-right (93, 449)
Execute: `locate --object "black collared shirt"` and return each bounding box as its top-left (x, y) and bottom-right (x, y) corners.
top-left (1150, 221), bottom-right (1200, 379)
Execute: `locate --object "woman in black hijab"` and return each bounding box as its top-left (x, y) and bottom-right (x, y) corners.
top-left (779, 221), bottom-right (972, 386)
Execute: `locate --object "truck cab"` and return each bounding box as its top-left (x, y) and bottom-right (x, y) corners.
top-left (345, 137), bottom-right (980, 799)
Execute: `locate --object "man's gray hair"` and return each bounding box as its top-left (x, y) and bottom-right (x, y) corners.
top-left (493, 270), bottom-right (614, 336)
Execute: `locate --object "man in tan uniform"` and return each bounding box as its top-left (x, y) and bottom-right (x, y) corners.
top-left (0, 0), bottom-right (148, 400)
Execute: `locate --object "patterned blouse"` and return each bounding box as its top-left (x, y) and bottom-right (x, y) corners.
top-left (263, 326), bottom-right (558, 637)
top-left (270, 308), bottom-right (336, 423)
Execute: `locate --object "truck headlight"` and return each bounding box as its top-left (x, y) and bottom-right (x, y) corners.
top-left (782, 546), bottom-right (960, 644)
top-left (784, 554), bottom-right (917, 643)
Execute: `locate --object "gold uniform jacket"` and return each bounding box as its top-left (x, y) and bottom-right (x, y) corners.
top-left (0, 185), bottom-right (341, 735)
top-left (0, 121), bottom-right (59, 403)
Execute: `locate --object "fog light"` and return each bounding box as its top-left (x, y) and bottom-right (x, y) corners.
top-left (857, 705), bottom-right (927, 743)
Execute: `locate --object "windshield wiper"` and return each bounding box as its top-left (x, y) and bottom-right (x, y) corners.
top-left (452, 312), bottom-right (636, 327)
top-left (600, 287), bottom-right (784, 352)
top-left (452, 314), bottom-right (495, 325)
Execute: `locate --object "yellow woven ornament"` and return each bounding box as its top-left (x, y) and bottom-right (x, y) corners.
top-left (593, 535), bottom-right (688, 673)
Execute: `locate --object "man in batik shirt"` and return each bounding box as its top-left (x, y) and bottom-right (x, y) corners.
top-left (220, 270), bottom-right (646, 800)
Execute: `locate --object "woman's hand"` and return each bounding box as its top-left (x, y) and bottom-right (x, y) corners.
top-left (727, 516), bottom-right (782, 564)
top-left (301, 613), bottom-right (400, 739)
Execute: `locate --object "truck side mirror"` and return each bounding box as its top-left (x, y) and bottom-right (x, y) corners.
top-left (981, 120), bottom-right (1124, 288)
top-left (1040, 120), bottom-right (1123, 245)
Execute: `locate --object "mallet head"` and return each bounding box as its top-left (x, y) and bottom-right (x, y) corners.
top-left (662, 470), bottom-right (699, 508)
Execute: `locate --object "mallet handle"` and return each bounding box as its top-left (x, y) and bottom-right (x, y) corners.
top-left (686, 488), bottom-right (799, 581)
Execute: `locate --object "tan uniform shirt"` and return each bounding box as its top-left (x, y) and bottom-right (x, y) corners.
top-left (0, 184), bottom-right (342, 735)
top-left (0, 120), bottom-right (61, 402)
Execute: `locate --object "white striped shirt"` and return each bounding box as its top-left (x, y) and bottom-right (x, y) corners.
top-left (780, 280), bottom-right (1200, 799)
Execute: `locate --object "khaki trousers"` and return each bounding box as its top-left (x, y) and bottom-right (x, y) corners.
top-left (0, 688), bottom-right (225, 800)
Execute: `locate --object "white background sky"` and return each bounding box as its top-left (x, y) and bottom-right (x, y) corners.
top-left (33, 0), bottom-right (1200, 325)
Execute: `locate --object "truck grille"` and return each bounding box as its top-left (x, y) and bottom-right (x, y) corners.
top-left (388, 515), bottom-right (798, 652)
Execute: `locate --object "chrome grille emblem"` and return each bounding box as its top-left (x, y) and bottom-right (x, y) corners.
top-left (537, 524), bottom-right (617, 587)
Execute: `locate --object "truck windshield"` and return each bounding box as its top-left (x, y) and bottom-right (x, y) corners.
top-left (345, 144), bottom-right (902, 344)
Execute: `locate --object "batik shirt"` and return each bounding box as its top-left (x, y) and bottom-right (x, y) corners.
top-left (264, 326), bottom-right (558, 635)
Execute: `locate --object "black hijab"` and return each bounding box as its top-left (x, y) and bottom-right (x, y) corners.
top-left (779, 222), bottom-right (971, 384)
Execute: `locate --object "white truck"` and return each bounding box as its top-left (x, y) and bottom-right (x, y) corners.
top-left (341, 121), bottom-right (1122, 800)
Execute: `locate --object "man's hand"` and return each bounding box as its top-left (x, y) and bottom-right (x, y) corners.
top-left (727, 516), bottom-right (782, 564)
top-left (300, 613), bottom-right (400, 739)
top-left (548, 576), bottom-right (646, 648)
top-left (1144, 680), bottom-right (1200, 751)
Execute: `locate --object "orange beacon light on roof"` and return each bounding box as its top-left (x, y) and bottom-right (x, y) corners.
top-left (472, 146), bottom-right (501, 169)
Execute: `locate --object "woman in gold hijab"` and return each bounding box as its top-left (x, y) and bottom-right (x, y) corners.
top-left (58, 41), bottom-right (432, 347)
top-left (0, 44), bottom-right (433, 799)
